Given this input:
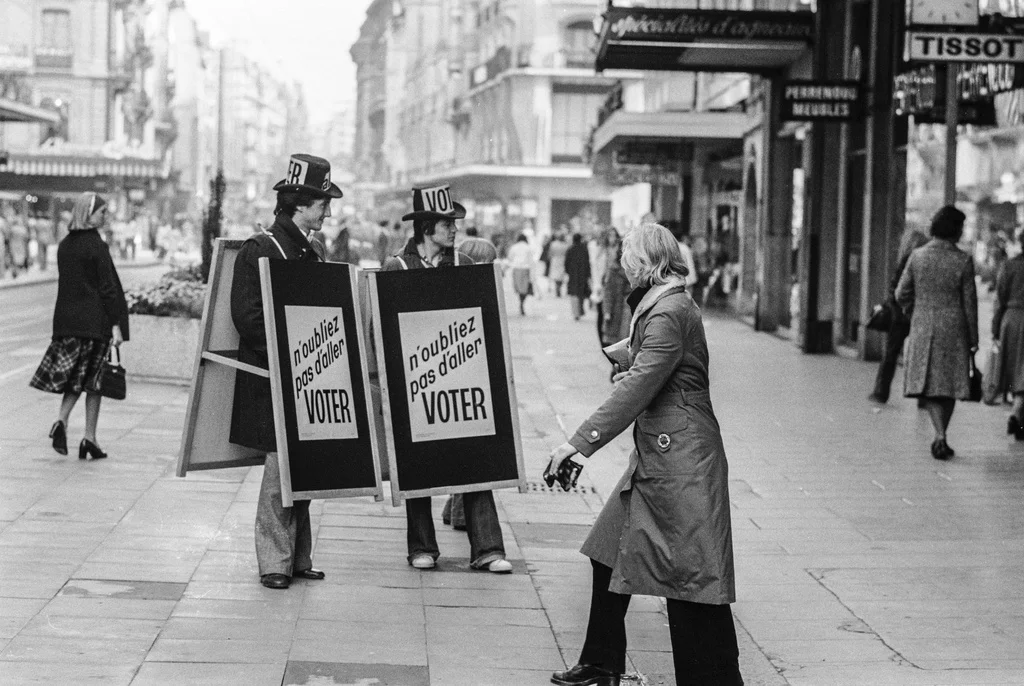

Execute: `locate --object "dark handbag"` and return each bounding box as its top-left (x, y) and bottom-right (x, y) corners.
top-left (967, 355), bottom-right (983, 403)
top-left (866, 301), bottom-right (893, 331)
top-left (99, 345), bottom-right (127, 401)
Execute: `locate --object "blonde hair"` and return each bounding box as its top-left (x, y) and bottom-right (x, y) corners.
top-left (68, 192), bottom-right (105, 232)
top-left (620, 222), bottom-right (689, 287)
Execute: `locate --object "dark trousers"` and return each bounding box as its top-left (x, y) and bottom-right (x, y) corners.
top-left (872, 317), bottom-right (911, 401)
top-left (406, 491), bottom-right (505, 566)
top-left (579, 561), bottom-right (743, 686)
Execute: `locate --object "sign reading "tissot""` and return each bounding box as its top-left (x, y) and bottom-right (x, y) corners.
top-left (907, 31), bottom-right (1024, 63)
top-left (781, 81), bottom-right (863, 121)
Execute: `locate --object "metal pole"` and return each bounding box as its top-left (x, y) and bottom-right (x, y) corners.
top-left (944, 64), bottom-right (958, 205)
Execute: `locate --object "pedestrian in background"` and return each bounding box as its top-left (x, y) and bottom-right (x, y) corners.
top-left (600, 230), bottom-right (630, 345)
top-left (896, 205), bottom-right (979, 461)
top-left (506, 233), bottom-right (535, 316)
top-left (547, 223), bottom-right (741, 686)
top-left (565, 233), bottom-right (591, 321)
top-left (548, 230), bottom-right (568, 297)
top-left (992, 229), bottom-right (1024, 439)
top-left (590, 228), bottom-right (614, 342)
top-left (229, 154), bottom-right (339, 589)
top-left (30, 192), bottom-right (128, 461)
top-left (443, 225), bottom-right (498, 532)
top-left (869, 225), bottom-right (929, 404)
top-left (457, 226), bottom-right (498, 264)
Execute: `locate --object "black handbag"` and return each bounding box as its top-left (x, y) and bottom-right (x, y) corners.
top-left (99, 345), bottom-right (127, 401)
top-left (866, 301), bottom-right (893, 331)
top-left (967, 356), bottom-right (983, 403)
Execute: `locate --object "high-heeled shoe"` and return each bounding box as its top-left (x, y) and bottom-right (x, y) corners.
top-left (49, 421), bottom-right (67, 455)
top-left (931, 438), bottom-right (953, 461)
top-left (78, 438), bottom-right (107, 461)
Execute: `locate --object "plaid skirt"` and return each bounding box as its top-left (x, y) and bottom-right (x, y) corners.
top-left (30, 337), bottom-right (110, 395)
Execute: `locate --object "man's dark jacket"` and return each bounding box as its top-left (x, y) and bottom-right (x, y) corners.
top-left (229, 214), bottom-right (324, 451)
top-left (53, 229), bottom-right (129, 341)
top-left (381, 238), bottom-right (473, 271)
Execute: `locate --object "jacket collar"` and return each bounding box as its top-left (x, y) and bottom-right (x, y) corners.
top-left (269, 214), bottom-right (320, 260)
top-left (628, 276), bottom-right (688, 342)
top-left (926, 237), bottom-right (960, 251)
top-left (401, 237), bottom-right (455, 267)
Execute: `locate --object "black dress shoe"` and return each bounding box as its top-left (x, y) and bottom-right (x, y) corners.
top-left (78, 438), bottom-right (107, 460)
top-left (551, 664), bottom-right (620, 686)
top-left (868, 392), bottom-right (888, 404)
top-left (49, 421), bottom-right (67, 455)
top-left (293, 568), bottom-right (325, 580)
top-left (261, 573), bottom-right (290, 589)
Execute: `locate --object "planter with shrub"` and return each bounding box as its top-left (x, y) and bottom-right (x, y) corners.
top-left (123, 266), bottom-right (205, 384)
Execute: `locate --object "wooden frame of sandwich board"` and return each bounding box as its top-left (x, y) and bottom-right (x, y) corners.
top-left (178, 239), bottom-right (268, 476)
top-left (367, 262), bottom-right (526, 506)
top-left (259, 257), bottom-right (383, 506)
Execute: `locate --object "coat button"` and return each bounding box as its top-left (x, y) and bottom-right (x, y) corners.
top-left (591, 430), bottom-right (599, 438)
top-left (657, 433), bottom-right (671, 450)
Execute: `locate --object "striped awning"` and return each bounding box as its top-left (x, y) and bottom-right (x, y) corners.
top-left (0, 98), bottom-right (61, 124)
top-left (0, 152), bottom-right (166, 179)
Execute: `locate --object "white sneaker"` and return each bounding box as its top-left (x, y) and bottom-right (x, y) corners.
top-left (411, 554), bottom-right (435, 570)
top-left (486, 558), bottom-right (512, 574)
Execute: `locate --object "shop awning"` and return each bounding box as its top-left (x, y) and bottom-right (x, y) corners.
top-left (0, 151), bottom-right (166, 179)
top-left (595, 7), bottom-right (813, 74)
top-left (591, 110), bottom-right (749, 156)
top-left (0, 98), bottom-right (61, 124)
top-left (411, 164), bottom-right (593, 188)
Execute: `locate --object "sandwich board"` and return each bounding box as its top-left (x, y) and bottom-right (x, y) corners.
top-left (260, 258), bottom-right (383, 506)
top-left (178, 239), bottom-right (267, 475)
top-left (368, 263), bottom-right (526, 506)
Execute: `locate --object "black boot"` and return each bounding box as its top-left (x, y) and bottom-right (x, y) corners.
top-left (551, 664), bottom-right (620, 686)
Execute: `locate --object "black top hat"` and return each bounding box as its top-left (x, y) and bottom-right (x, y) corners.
top-left (273, 154), bottom-right (343, 198)
top-left (401, 184), bottom-right (467, 221)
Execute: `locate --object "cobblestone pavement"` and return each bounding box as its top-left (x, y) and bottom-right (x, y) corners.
top-left (1, 282), bottom-right (1022, 685)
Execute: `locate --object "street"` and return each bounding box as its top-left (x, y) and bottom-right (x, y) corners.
top-left (1, 283), bottom-right (1023, 685)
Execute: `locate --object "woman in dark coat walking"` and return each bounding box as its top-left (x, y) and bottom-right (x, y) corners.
top-left (565, 233), bottom-right (591, 321)
top-left (547, 223), bottom-right (741, 686)
top-left (896, 205), bottom-right (979, 460)
top-left (992, 231), bottom-right (1024, 438)
top-left (30, 192), bottom-right (128, 460)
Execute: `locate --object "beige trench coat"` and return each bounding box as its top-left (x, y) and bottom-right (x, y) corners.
top-left (569, 279), bottom-right (736, 604)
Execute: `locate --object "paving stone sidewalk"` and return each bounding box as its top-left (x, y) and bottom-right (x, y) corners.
top-left (2, 285), bottom-right (1023, 685)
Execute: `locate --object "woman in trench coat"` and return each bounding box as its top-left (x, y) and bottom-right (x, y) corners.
top-left (546, 223), bottom-right (741, 686)
top-left (896, 205), bottom-right (978, 460)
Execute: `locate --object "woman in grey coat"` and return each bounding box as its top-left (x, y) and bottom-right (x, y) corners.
top-left (547, 223), bottom-right (741, 686)
top-left (896, 206), bottom-right (979, 460)
top-left (992, 232), bottom-right (1024, 438)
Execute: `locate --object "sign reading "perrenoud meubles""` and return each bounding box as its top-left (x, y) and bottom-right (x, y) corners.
top-left (781, 81), bottom-right (863, 121)
top-left (907, 31), bottom-right (1024, 63)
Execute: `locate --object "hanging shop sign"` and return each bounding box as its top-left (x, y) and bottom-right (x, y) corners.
top-left (260, 258), bottom-right (383, 506)
top-left (596, 8), bottom-right (813, 73)
top-left (907, 31), bottom-right (1024, 63)
top-left (368, 264), bottom-right (525, 506)
top-left (895, 65), bottom-right (998, 125)
top-left (958, 63), bottom-right (1024, 101)
top-left (780, 80), bottom-right (864, 121)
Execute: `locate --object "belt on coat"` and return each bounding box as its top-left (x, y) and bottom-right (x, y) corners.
top-left (680, 389), bottom-right (711, 405)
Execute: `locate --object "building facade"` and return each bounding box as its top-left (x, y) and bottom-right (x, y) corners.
top-left (355, 0), bottom-right (628, 241)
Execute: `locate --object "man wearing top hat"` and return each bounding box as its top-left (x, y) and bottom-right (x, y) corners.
top-left (382, 184), bottom-right (513, 574)
top-left (230, 153), bottom-right (342, 589)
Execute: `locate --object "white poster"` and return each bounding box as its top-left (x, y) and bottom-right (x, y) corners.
top-left (284, 305), bottom-right (358, 442)
top-left (398, 306), bottom-right (495, 443)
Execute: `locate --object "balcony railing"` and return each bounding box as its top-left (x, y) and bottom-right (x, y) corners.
top-left (0, 44), bottom-right (31, 72)
top-left (35, 48), bottom-right (73, 71)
